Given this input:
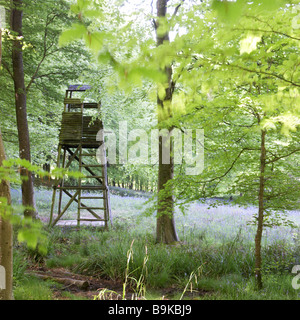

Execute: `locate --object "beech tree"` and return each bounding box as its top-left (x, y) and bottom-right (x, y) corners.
top-left (0, 0), bottom-right (93, 217)
top-left (11, 0), bottom-right (37, 218)
top-left (58, 0), bottom-right (187, 244)
top-left (164, 1), bottom-right (300, 289)
top-left (0, 131), bottom-right (13, 300)
top-left (154, 0), bottom-right (180, 243)
top-left (0, 20), bottom-right (13, 300)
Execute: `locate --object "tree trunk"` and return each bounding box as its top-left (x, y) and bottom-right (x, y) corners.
top-left (0, 28), bottom-right (2, 67)
top-left (11, 0), bottom-right (37, 219)
top-left (255, 129), bottom-right (266, 290)
top-left (155, 0), bottom-right (178, 244)
top-left (30, 272), bottom-right (89, 290)
top-left (0, 130), bottom-right (13, 300)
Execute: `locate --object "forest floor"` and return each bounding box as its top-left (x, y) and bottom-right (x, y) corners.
top-left (27, 266), bottom-right (132, 300)
top-left (12, 187), bottom-right (300, 300)
top-left (25, 265), bottom-right (209, 300)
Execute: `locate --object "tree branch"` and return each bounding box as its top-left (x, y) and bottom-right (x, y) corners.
top-left (266, 148), bottom-right (300, 164)
top-left (232, 27), bottom-right (300, 42)
top-left (203, 147), bottom-right (258, 184)
top-left (26, 13), bottom-right (58, 93)
top-left (172, 0), bottom-right (184, 18)
top-left (33, 71), bottom-right (68, 79)
top-left (1, 60), bottom-right (14, 80)
top-left (229, 63), bottom-right (300, 88)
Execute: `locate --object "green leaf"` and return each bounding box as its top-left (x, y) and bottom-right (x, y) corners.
top-left (158, 83), bottom-right (166, 100)
top-left (212, 0), bottom-right (244, 23)
top-left (83, 9), bottom-right (102, 19)
top-left (18, 229), bottom-right (38, 249)
top-left (240, 34), bottom-right (262, 54)
top-left (212, 0), bottom-right (287, 23)
top-left (77, 0), bottom-right (92, 11)
top-left (58, 23), bottom-right (87, 47)
top-left (156, 17), bottom-right (169, 37)
top-left (261, 119), bottom-right (276, 131)
top-left (83, 31), bottom-right (104, 53)
top-left (252, 0), bottom-right (285, 11)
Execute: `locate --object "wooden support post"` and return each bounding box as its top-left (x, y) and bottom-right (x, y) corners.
top-left (57, 148), bottom-right (66, 217)
top-left (52, 190), bottom-right (79, 226)
top-left (65, 146), bottom-right (80, 169)
top-left (77, 144), bottom-right (82, 227)
top-left (98, 127), bottom-right (112, 229)
top-left (62, 189), bottom-right (102, 219)
top-left (49, 145), bottom-right (62, 226)
top-left (66, 148), bottom-right (103, 184)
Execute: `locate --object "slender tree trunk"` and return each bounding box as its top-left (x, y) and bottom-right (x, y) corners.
top-left (0, 24), bottom-right (13, 301)
top-left (155, 0), bottom-right (178, 244)
top-left (0, 129), bottom-right (13, 300)
top-left (0, 28), bottom-right (2, 67)
top-left (255, 129), bottom-right (266, 290)
top-left (11, 0), bottom-right (37, 218)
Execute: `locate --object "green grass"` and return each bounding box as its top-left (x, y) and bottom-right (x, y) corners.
top-left (11, 187), bottom-right (300, 300)
top-left (40, 225), bottom-right (299, 300)
top-left (14, 276), bottom-right (55, 300)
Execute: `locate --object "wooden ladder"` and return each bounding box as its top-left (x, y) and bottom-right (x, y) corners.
top-left (76, 145), bottom-right (111, 228)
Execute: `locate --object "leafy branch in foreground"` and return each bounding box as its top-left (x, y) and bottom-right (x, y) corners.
top-left (0, 158), bottom-right (85, 254)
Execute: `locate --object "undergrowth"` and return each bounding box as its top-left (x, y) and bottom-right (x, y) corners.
top-left (11, 190), bottom-right (300, 300)
top-left (13, 223), bottom-right (298, 300)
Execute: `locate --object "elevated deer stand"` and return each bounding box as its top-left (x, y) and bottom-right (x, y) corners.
top-left (49, 85), bottom-right (112, 229)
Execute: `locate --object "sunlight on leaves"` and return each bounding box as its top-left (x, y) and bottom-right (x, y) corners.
top-left (240, 34), bottom-right (262, 54)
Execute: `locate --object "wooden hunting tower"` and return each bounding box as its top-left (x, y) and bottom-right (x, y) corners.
top-left (49, 85), bottom-right (112, 228)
